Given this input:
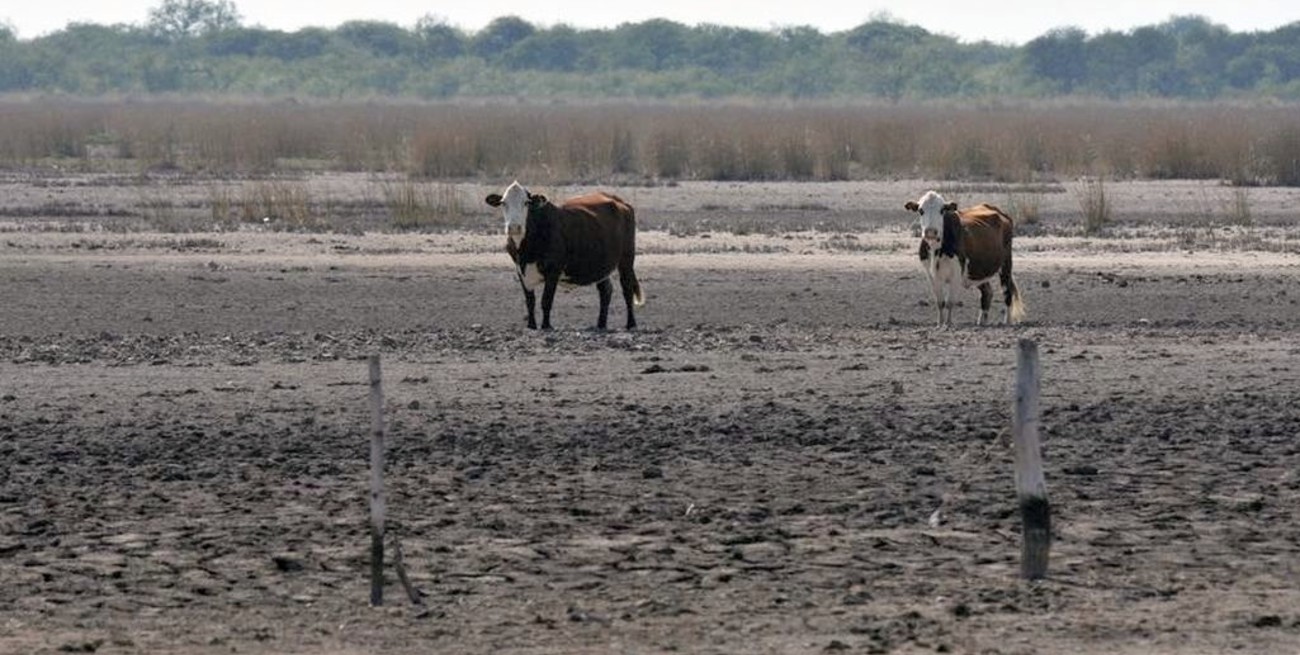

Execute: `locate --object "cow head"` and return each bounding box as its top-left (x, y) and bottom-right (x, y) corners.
top-left (484, 180), bottom-right (532, 247)
top-left (904, 190), bottom-right (958, 245)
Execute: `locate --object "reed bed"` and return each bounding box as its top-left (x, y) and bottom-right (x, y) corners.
top-left (0, 98), bottom-right (1298, 185)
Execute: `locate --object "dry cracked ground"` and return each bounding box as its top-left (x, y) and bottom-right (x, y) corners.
top-left (2, 174), bottom-right (1300, 654)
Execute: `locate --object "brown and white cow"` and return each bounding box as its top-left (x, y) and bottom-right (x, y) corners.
top-left (904, 190), bottom-right (1025, 327)
top-left (485, 181), bottom-right (644, 330)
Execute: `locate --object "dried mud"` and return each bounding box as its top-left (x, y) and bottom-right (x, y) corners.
top-left (2, 177), bottom-right (1300, 654)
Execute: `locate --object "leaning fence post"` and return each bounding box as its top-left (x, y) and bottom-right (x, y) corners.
top-left (368, 354), bottom-right (387, 606)
top-left (1013, 339), bottom-right (1050, 580)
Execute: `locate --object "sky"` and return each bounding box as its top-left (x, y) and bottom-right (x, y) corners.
top-left (4, 0), bottom-right (1298, 43)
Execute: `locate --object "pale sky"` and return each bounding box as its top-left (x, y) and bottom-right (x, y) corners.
top-left (4, 0), bottom-right (1298, 43)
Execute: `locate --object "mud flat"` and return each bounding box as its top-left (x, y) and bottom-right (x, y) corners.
top-left (2, 177), bottom-right (1299, 654)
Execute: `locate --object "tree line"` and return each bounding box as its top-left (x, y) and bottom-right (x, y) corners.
top-left (1, 0), bottom-right (1297, 100)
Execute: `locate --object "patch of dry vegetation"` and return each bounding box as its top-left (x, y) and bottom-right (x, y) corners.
top-left (3, 99), bottom-right (1300, 186)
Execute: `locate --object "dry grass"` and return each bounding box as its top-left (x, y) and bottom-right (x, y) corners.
top-left (1005, 190), bottom-right (1043, 228)
top-left (1224, 187), bottom-right (1253, 227)
top-left (2, 98), bottom-right (1299, 185)
top-left (381, 180), bottom-right (470, 230)
top-left (1074, 177), bottom-right (1111, 235)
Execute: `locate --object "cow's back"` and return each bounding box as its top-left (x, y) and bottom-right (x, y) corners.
top-left (556, 193), bottom-right (635, 286)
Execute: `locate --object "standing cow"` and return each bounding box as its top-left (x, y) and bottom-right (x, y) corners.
top-left (485, 181), bottom-right (644, 330)
top-left (904, 190), bottom-right (1025, 326)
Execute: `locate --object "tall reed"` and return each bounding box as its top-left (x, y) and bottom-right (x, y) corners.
top-left (1, 98), bottom-right (1298, 185)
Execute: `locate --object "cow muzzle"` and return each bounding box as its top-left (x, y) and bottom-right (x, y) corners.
top-left (922, 228), bottom-right (939, 241)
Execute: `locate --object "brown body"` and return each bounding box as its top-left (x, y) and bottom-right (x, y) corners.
top-left (511, 191), bottom-right (643, 330)
top-left (921, 204), bottom-right (1014, 278)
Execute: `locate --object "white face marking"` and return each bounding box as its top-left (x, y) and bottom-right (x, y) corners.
top-left (498, 181), bottom-right (529, 248)
top-left (912, 190), bottom-right (949, 243)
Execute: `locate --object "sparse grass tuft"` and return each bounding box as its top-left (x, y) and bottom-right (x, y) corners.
top-left (1074, 177), bottom-right (1110, 235)
top-left (1224, 186), bottom-right (1253, 227)
top-left (1005, 190), bottom-right (1043, 228)
top-left (382, 180), bottom-right (468, 230)
top-left (229, 180), bottom-right (320, 231)
top-left (818, 233), bottom-right (897, 253)
top-left (135, 185), bottom-right (190, 232)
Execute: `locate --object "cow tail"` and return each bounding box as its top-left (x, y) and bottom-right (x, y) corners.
top-left (625, 201), bottom-right (645, 307)
top-left (631, 273), bottom-right (645, 307)
top-left (1002, 215), bottom-right (1026, 324)
top-left (1007, 278), bottom-right (1026, 324)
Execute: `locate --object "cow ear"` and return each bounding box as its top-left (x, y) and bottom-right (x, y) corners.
top-left (529, 194), bottom-right (548, 207)
top-left (904, 201), bottom-right (919, 212)
top-left (485, 194), bottom-right (503, 207)
top-left (943, 202), bottom-right (959, 212)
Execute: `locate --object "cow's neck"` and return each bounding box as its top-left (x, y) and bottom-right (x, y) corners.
top-left (939, 214), bottom-right (963, 258)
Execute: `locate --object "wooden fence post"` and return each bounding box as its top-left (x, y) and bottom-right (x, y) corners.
top-left (369, 354), bottom-right (386, 606)
top-left (1013, 339), bottom-right (1051, 580)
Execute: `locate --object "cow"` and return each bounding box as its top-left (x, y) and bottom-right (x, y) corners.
top-left (485, 181), bottom-right (644, 330)
top-left (904, 190), bottom-right (1025, 327)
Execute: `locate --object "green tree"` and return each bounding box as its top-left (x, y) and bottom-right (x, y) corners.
top-left (204, 26), bottom-right (269, 56)
top-left (1224, 52), bottom-right (1268, 90)
top-left (0, 12), bottom-right (1296, 100)
top-left (0, 22), bottom-right (35, 91)
top-left (472, 16), bottom-right (535, 61)
top-left (1084, 31), bottom-right (1141, 97)
top-left (414, 15), bottom-right (466, 61)
top-left (503, 25), bottom-right (582, 71)
top-left (258, 28), bottom-right (331, 61)
top-left (844, 19), bottom-right (929, 60)
top-left (1163, 16), bottom-right (1243, 97)
top-left (691, 25), bottom-right (779, 74)
top-left (606, 19), bottom-right (690, 70)
top-left (1022, 27), bottom-right (1088, 93)
top-left (335, 20), bottom-right (415, 58)
top-left (147, 0), bottom-right (242, 41)
top-left (778, 25), bottom-right (826, 57)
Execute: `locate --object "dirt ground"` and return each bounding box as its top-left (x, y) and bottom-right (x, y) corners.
top-left (2, 175), bottom-right (1300, 654)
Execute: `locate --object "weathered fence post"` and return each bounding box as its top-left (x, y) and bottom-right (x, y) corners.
top-left (1013, 339), bottom-right (1051, 580)
top-left (368, 354), bottom-right (386, 606)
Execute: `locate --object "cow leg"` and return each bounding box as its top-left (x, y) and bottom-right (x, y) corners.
top-left (930, 272), bottom-right (945, 327)
top-left (523, 289), bottom-right (537, 329)
top-left (948, 274), bottom-right (963, 327)
top-left (977, 282), bottom-right (993, 325)
top-left (619, 267), bottom-right (638, 330)
top-left (951, 274), bottom-right (972, 327)
top-left (1003, 278), bottom-right (1019, 324)
top-left (1001, 256), bottom-right (1022, 325)
top-left (540, 275), bottom-right (559, 330)
top-left (514, 273), bottom-right (538, 329)
top-left (596, 278), bottom-right (613, 330)
top-left (934, 256), bottom-right (958, 327)
top-left (942, 286), bottom-right (954, 327)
